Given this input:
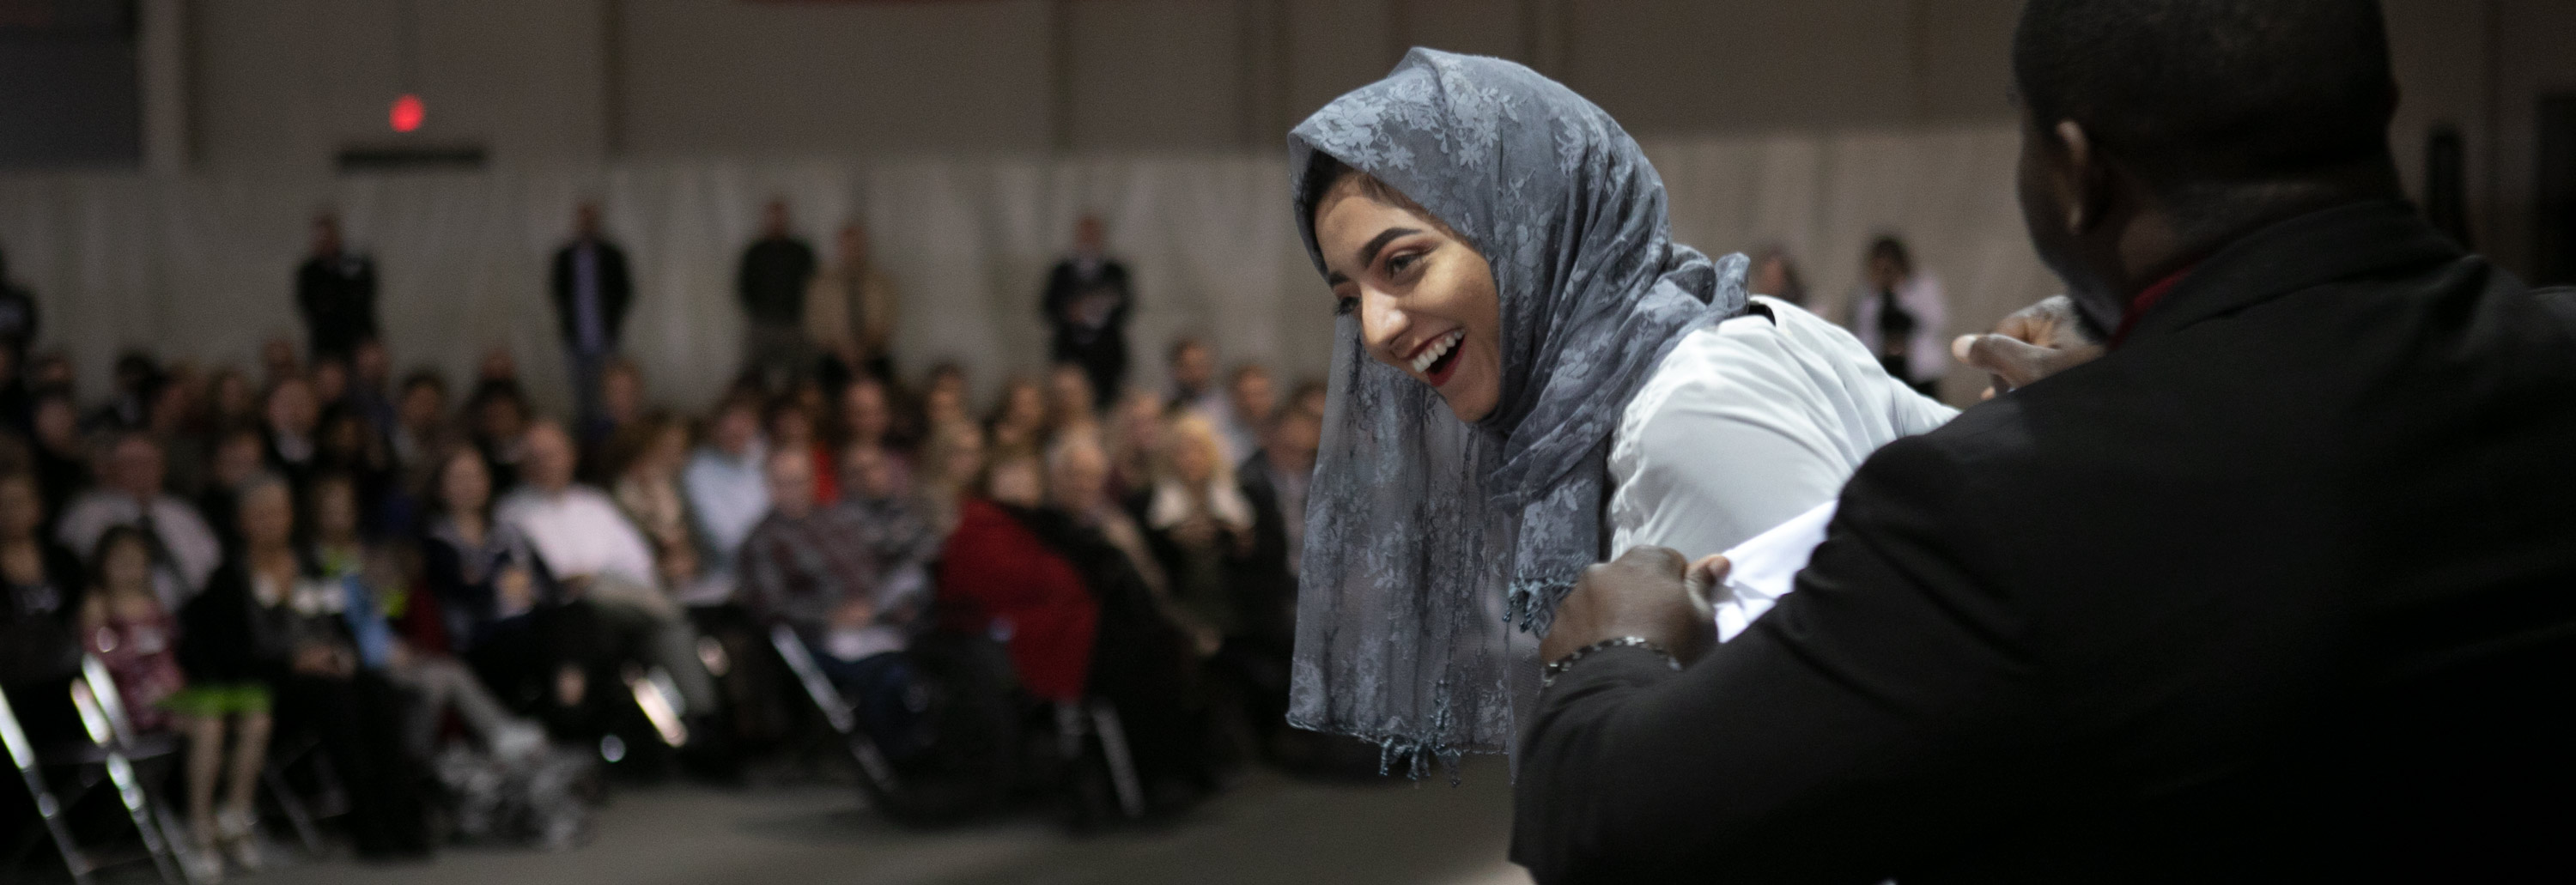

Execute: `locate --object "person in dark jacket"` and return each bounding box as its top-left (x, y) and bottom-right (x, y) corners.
top-left (737, 198), bottom-right (817, 391)
top-left (550, 201), bottom-right (635, 431)
top-left (0, 243), bottom-right (38, 358)
top-left (1515, 3), bottom-right (2576, 882)
top-left (294, 213), bottom-right (378, 363)
top-left (1040, 215), bottom-right (1133, 407)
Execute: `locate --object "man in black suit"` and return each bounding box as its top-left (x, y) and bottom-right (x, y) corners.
top-left (295, 212), bottom-right (378, 363)
top-left (1041, 215), bottom-right (1134, 406)
top-left (550, 201), bottom-right (635, 430)
top-left (1512, 2), bottom-right (2576, 882)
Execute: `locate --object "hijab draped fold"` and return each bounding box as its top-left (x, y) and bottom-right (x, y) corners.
top-left (1288, 49), bottom-right (1749, 768)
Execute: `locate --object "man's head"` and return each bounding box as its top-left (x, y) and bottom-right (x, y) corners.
top-left (1267, 394), bottom-right (1324, 474)
top-left (574, 201), bottom-right (603, 239)
top-left (398, 369), bottom-right (448, 433)
top-left (601, 359), bottom-right (643, 422)
top-left (2012, 0), bottom-right (2402, 329)
top-left (765, 448), bottom-right (815, 520)
top-left (1169, 337), bottom-right (1214, 396)
top-left (266, 377), bottom-right (319, 436)
top-left (840, 444), bottom-right (902, 502)
top-left (310, 212), bottom-right (343, 256)
top-left (1228, 365), bottom-right (1275, 427)
top-left (836, 223), bottom-right (870, 265)
top-left (352, 338), bottom-right (390, 390)
top-left (1074, 215), bottom-right (1106, 254)
top-left (1044, 433), bottom-right (1110, 514)
top-left (521, 421), bottom-right (578, 494)
top-left (710, 393), bottom-right (763, 457)
top-left (106, 433), bottom-right (166, 501)
top-left (762, 199), bottom-right (793, 239)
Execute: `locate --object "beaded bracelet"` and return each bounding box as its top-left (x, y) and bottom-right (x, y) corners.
top-left (1540, 635), bottom-right (1682, 688)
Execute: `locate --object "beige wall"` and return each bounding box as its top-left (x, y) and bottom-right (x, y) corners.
top-left (156, 0), bottom-right (2576, 277)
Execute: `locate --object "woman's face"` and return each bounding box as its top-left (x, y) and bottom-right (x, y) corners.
top-left (1314, 177), bottom-right (1504, 423)
top-left (1172, 433), bottom-right (1216, 485)
top-left (985, 458), bottom-right (1043, 508)
top-left (313, 482), bottom-right (359, 541)
top-left (239, 484), bottom-right (294, 549)
top-left (102, 538), bottom-right (152, 592)
top-left (440, 451), bottom-right (490, 514)
top-left (1004, 383), bottom-right (1046, 428)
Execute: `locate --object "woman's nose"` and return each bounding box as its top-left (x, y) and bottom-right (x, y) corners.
top-left (1358, 290), bottom-right (1408, 358)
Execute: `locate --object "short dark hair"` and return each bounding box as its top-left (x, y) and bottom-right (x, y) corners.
top-left (2013, 0), bottom-right (2397, 194)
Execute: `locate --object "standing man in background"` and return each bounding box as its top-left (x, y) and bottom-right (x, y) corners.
top-left (1845, 235), bottom-right (1947, 397)
top-left (295, 211), bottom-right (380, 364)
top-left (551, 201), bottom-right (635, 431)
top-left (805, 221), bottom-right (899, 385)
top-left (0, 243), bottom-right (38, 358)
top-left (1041, 214), bottom-right (1133, 406)
top-left (738, 198), bottom-right (817, 391)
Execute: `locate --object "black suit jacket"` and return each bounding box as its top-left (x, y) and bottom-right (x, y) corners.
top-left (295, 252), bottom-right (379, 360)
top-left (1512, 203), bottom-right (2576, 883)
top-left (550, 239), bottom-right (634, 349)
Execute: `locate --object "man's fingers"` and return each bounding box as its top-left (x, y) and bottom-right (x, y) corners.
top-left (1683, 555), bottom-right (1731, 609)
top-left (1958, 333), bottom-right (2061, 390)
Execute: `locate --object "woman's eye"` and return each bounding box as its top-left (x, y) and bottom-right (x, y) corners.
top-left (1334, 295), bottom-right (1358, 317)
top-left (1385, 253), bottom-right (1419, 276)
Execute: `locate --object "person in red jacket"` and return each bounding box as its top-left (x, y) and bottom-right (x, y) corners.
top-left (934, 450), bottom-right (1096, 703)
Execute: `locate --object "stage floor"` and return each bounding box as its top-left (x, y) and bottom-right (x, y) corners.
top-left (236, 761), bottom-right (1528, 885)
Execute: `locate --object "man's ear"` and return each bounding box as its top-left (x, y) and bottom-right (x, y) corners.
top-left (2052, 120), bottom-right (2110, 234)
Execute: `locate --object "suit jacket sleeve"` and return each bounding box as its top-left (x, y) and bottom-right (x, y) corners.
top-left (1041, 262), bottom-right (1074, 323)
top-left (604, 243), bottom-right (633, 340)
top-left (1510, 436), bottom-right (2042, 885)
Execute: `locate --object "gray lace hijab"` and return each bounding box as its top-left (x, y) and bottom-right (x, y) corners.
top-left (1287, 49), bottom-right (1748, 770)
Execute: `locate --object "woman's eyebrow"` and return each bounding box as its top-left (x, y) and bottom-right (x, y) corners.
top-left (1355, 227), bottom-right (1422, 272)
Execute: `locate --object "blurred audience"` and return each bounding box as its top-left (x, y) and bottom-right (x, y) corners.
top-left (1749, 245), bottom-right (1810, 308)
top-left (1846, 233), bottom-right (1947, 397)
top-left (1218, 365), bottom-right (1273, 468)
top-left (683, 393), bottom-right (771, 604)
top-left (807, 222), bottom-right (898, 385)
top-left (987, 374), bottom-right (1048, 451)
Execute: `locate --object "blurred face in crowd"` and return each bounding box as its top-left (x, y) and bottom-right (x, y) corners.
top-left (211, 431), bottom-right (264, 489)
top-left (841, 445), bottom-right (901, 501)
top-left (478, 348), bottom-right (518, 383)
top-left (842, 379), bottom-right (892, 448)
top-left (1170, 342), bottom-right (1214, 396)
top-left (0, 476), bottom-right (42, 540)
top-left (352, 340), bottom-right (390, 390)
top-left (311, 478), bottom-right (360, 544)
top-left (1074, 215), bottom-right (1106, 255)
top-left (212, 371), bottom-right (253, 420)
top-left (1047, 364), bottom-right (1095, 423)
top-left (1230, 368), bottom-right (1275, 427)
top-left (768, 405), bottom-right (814, 451)
top-left (1115, 392), bottom-right (1165, 463)
top-left (923, 385), bottom-right (967, 431)
top-left (1045, 438), bottom-right (1109, 514)
top-left (1752, 254), bottom-right (1795, 299)
top-left (100, 534), bottom-right (152, 595)
top-left (476, 394), bottom-right (527, 444)
top-left (601, 365), bottom-right (641, 421)
top-left (1866, 246), bottom-right (1909, 291)
top-left (933, 425), bottom-right (985, 487)
top-left (522, 423), bottom-right (578, 493)
top-left (1170, 425), bottom-right (1218, 486)
top-left (1269, 408), bottom-right (1323, 474)
top-left (33, 397), bottom-right (76, 451)
top-left (310, 360), bottom-right (349, 405)
top-left (574, 202), bottom-right (602, 239)
top-left (261, 338), bottom-right (299, 382)
top-left (766, 451), bottom-right (815, 520)
top-left (1313, 174), bottom-right (1503, 423)
top-left (268, 378), bottom-right (319, 436)
top-left (984, 456), bottom-right (1043, 508)
top-left (999, 379), bottom-right (1046, 431)
top-left (311, 215), bottom-right (342, 256)
top-left (640, 421), bottom-right (693, 480)
top-left (237, 482), bottom-right (293, 551)
top-left (763, 200), bottom-right (792, 239)
top-left (320, 412), bottom-right (369, 463)
top-left (439, 448), bottom-right (492, 516)
top-left (712, 402), bottom-right (762, 456)
top-left (398, 381), bottom-right (446, 433)
top-left (108, 437), bottom-right (167, 501)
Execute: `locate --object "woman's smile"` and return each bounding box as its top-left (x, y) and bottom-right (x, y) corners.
top-left (1311, 172), bottom-right (1504, 422)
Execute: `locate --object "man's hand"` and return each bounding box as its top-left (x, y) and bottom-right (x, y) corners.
top-left (1543, 547), bottom-right (1719, 669)
top-left (1953, 295), bottom-right (2105, 399)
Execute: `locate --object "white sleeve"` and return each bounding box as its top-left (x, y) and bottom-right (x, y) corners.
top-left (1707, 500), bottom-right (1836, 642)
top-left (1613, 385), bottom-right (1856, 562)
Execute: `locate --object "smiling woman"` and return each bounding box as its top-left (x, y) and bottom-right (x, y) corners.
top-left (1285, 49), bottom-right (1959, 769)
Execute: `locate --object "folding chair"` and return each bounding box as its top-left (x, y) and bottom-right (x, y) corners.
top-left (769, 625), bottom-right (903, 799)
top-left (0, 658), bottom-right (195, 885)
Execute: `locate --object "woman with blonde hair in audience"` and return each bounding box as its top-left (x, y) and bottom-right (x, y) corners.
top-left (1141, 414), bottom-right (1255, 654)
top-left (913, 419), bottom-right (987, 536)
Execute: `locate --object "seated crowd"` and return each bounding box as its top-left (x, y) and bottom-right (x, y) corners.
top-left (0, 330), bottom-right (1325, 878)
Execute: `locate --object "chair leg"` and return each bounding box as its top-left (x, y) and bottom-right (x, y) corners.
top-left (1088, 700), bottom-right (1145, 820)
top-left (263, 764), bottom-right (328, 857)
top-left (3, 688), bottom-right (95, 884)
top-left (100, 752), bottom-right (186, 885)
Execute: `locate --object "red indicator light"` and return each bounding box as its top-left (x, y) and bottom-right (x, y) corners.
top-left (390, 94), bottom-right (425, 132)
